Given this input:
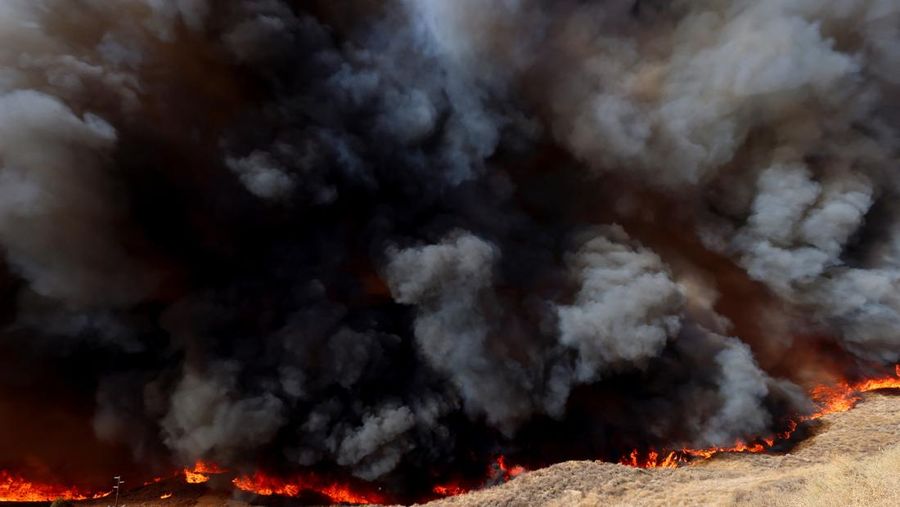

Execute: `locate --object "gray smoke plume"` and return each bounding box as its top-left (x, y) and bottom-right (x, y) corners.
top-left (161, 362), bottom-right (287, 464)
top-left (555, 225), bottom-right (683, 383)
top-left (702, 337), bottom-right (772, 446)
top-left (0, 0), bottom-right (896, 497)
top-left (385, 232), bottom-right (527, 429)
top-left (0, 90), bottom-right (156, 307)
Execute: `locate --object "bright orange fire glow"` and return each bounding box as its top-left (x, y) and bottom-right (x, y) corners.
top-left (0, 470), bottom-right (108, 502)
top-left (432, 483), bottom-right (469, 496)
top-left (432, 455), bottom-right (525, 498)
top-left (808, 364), bottom-right (900, 418)
top-left (183, 460), bottom-right (227, 484)
top-left (619, 449), bottom-right (684, 468)
top-left (1, 367), bottom-right (894, 504)
top-left (495, 455), bottom-right (525, 480)
top-left (621, 365), bottom-right (900, 469)
top-left (232, 471), bottom-right (387, 505)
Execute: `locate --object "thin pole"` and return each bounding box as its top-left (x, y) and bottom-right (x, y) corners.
top-left (112, 476), bottom-right (123, 507)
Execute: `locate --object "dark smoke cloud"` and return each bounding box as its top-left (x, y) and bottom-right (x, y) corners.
top-left (0, 0), bottom-right (896, 498)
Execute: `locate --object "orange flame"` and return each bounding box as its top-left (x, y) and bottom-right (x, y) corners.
top-left (1, 367), bottom-right (893, 503)
top-left (183, 460), bottom-right (227, 484)
top-left (0, 470), bottom-right (108, 502)
top-left (432, 455), bottom-right (524, 498)
top-left (619, 449), bottom-right (685, 468)
top-left (495, 455), bottom-right (525, 480)
top-left (143, 476), bottom-right (166, 486)
top-left (232, 471), bottom-right (387, 505)
top-left (808, 365), bottom-right (900, 418)
top-left (432, 483), bottom-right (469, 496)
top-left (621, 365), bottom-right (900, 469)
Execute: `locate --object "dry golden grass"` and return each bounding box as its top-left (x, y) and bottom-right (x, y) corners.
top-left (773, 444), bottom-right (900, 507)
top-left (422, 392), bottom-right (900, 507)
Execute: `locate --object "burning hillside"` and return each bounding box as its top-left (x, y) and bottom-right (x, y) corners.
top-left (0, 471), bottom-right (105, 503)
top-left (425, 390), bottom-right (900, 507)
top-left (620, 364), bottom-right (900, 469)
top-left (0, 0), bottom-right (897, 505)
top-left (0, 367), bottom-right (896, 505)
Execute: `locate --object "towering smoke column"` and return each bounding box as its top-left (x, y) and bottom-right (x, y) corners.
top-left (0, 0), bottom-right (897, 500)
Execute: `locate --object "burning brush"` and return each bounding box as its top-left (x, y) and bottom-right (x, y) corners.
top-left (621, 366), bottom-right (900, 469)
top-left (0, 362), bottom-right (897, 505)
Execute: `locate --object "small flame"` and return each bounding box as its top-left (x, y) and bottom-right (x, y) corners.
top-left (143, 476), bottom-right (166, 486)
top-left (619, 449), bottom-right (684, 468)
top-left (0, 470), bottom-right (108, 502)
top-left (621, 365), bottom-right (900, 469)
top-left (160, 492), bottom-right (173, 499)
top-left (183, 460), bottom-right (226, 484)
top-left (431, 455), bottom-right (523, 498)
top-left (495, 456), bottom-right (525, 480)
top-left (432, 483), bottom-right (469, 497)
top-left (232, 471), bottom-right (387, 505)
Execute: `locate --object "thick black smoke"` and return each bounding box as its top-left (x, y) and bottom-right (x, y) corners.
top-left (0, 0), bottom-right (897, 499)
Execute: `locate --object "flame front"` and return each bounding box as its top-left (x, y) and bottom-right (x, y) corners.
top-left (620, 449), bottom-right (685, 468)
top-left (0, 470), bottom-right (107, 502)
top-left (232, 471), bottom-right (387, 505)
top-left (1, 368), bottom-right (895, 504)
top-left (183, 460), bottom-right (226, 484)
top-left (809, 365), bottom-right (900, 418)
top-left (621, 365), bottom-right (900, 469)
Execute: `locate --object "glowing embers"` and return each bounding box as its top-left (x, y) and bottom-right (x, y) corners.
top-left (183, 460), bottom-right (227, 484)
top-left (160, 492), bottom-right (173, 499)
top-left (232, 471), bottom-right (388, 505)
top-left (0, 470), bottom-right (108, 502)
top-left (621, 365), bottom-right (900, 469)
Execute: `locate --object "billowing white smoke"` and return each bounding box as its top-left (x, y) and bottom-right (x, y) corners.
top-left (0, 0), bottom-right (896, 486)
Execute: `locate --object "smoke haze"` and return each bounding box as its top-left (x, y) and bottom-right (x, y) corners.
top-left (0, 0), bottom-right (897, 499)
